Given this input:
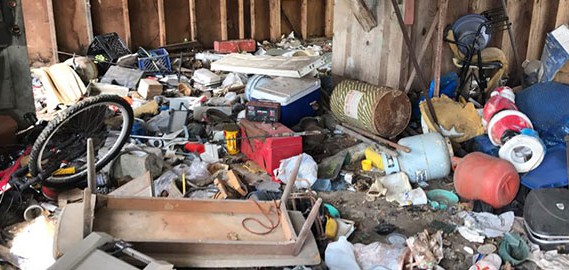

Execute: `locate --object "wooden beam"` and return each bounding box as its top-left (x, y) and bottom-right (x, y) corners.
top-left (157, 0), bottom-right (167, 46)
top-left (220, 0), bottom-right (228, 40)
top-left (432, 0), bottom-right (448, 97)
top-left (324, 0), bottom-right (334, 37)
top-left (250, 0), bottom-right (257, 39)
top-left (122, 0), bottom-right (132, 48)
top-left (556, 0), bottom-right (569, 27)
top-left (301, 0), bottom-right (308, 39)
top-left (348, 0), bottom-right (377, 32)
top-left (269, 0), bottom-right (282, 41)
top-left (238, 0), bottom-right (245, 39)
top-left (189, 0), bottom-right (197, 40)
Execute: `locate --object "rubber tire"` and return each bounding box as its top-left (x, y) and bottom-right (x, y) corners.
top-left (28, 95), bottom-right (133, 187)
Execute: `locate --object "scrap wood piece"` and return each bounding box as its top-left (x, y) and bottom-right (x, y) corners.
top-left (348, 0), bottom-right (377, 32)
top-left (109, 171), bottom-right (153, 197)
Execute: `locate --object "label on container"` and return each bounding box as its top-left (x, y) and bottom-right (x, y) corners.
top-left (344, 90), bottom-right (363, 120)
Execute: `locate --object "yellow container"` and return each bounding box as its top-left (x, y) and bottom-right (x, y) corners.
top-left (224, 124), bottom-right (240, 155)
top-left (365, 147), bottom-right (384, 169)
top-left (361, 159), bottom-right (372, 171)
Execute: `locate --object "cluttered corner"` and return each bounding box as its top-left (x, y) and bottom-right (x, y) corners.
top-left (2, 0), bottom-right (569, 269)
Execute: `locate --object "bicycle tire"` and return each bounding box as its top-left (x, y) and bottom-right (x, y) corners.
top-left (28, 95), bottom-right (133, 187)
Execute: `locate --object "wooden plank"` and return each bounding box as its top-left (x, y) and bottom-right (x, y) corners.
top-left (239, 0), bottom-right (246, 39)
top-left (301, 0), bottom-right (308, 39)
top-left (128, 0), bottom-right (162, 49)
top-left (432, 0), bottom-right (448, 97)
top-left (384, 0), bottom-right (405, 88)
top-left (189, 0), bottom-right (197, 40)
top-left (52, 0), bottom-right (93, 54)
top-left (157, 0), bottom-right (167, 46)
top-left (324, 0), bottom-right (334, 37)
top-left (21, 0), bottom-right (58, 66)
top-left (348, 0), bottom-right (377, 32)
top-left (164, 0), bottom-right (191, 44)
top-left (527, 0), bottom-right (559, 61)
top-left (556, 0), bottom-right (569, 27)
top-left (269, 0), bottom-right (282, 41)
top-left (122, 0), bottom-right (132, 48)
top-left (220, 0), bottom-right (228, 40)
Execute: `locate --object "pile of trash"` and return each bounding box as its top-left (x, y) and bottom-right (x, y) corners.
top-left (1, 15), bottom-right (569, 270)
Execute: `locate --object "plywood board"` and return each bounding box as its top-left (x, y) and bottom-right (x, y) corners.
top-left (308, 0), bottom-right (326, 38)
top-left (332, 0), bottom-right (406, 89)
top-left (251, 0), bottom-right (271, 40)
top-left (128, 0), bottom-right (162, 49)
top-left (164, 0), bottom-right (191, 44)
top-left (22, 0), bottom-right (58, 67)
top-left (281, 0), bottom-right (301, 36)
top-left (195, 0), bottom-right (222, 47)
top-left (501, 0), bottom-right (533, 83)
top-left (90, 0), bottom-right (131, 48)
top-left (557, 0), bottom-right (569, 27)
top-left (52, 0), bottom-right (93, 54)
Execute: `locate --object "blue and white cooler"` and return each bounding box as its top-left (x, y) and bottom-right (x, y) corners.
top-left (245, 75), bottom-right (321, 127)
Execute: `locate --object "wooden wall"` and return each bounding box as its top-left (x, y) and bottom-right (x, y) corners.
top-left (333, 0), bottom-right (569, 90)
top-left (23, 0), bottom-right (334, 67)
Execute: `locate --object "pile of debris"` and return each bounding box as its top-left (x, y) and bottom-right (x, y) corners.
top-left (1, 16), bottom-right (569, 270)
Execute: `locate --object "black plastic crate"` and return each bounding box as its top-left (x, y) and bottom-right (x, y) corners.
top-left (87, 32), bottom-right (131, 72)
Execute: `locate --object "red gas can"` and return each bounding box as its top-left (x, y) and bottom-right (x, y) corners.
top-left (453, 152), bottom-right (520, 208)
top-left (239, 120), bottom-right (302, 178)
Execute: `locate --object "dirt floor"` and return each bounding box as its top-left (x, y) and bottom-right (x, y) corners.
top-left (319, 180), bottom-right (474, 270)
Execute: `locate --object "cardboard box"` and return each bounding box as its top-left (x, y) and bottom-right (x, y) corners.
top-left (137, 78), bottom-right (163, 99)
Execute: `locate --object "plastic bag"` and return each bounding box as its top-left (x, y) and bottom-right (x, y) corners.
top-left (274, 153), bottom-right (317, 189)
top-left (173, 160), bottom-right (211, 186)
top-left (353, 242), bottom-right (410, 270)
top-left (325, 236), bottom-right (361, 270)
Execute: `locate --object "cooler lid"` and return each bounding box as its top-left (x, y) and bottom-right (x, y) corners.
top-left (251, 76), bottom-right (320, 105)
top-left (524, 188), bottom-right (569, 237)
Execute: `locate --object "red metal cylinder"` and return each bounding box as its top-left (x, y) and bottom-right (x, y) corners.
top-left (453, 152), bottom-right (520, 208)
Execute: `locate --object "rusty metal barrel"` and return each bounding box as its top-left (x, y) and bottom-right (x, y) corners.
top-left (331, 80), bottom-right (411, 138)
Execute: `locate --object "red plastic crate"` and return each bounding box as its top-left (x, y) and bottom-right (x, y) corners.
top-left (214, 39), bottom-right (256, 53)
top-left (239, 120), bottom-right (302, 178)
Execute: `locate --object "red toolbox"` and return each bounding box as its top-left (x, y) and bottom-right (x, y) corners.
top-left (239, 120), bottom-right (302, 178)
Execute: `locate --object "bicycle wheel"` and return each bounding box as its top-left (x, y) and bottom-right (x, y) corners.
top-left (28, 95), bottom-right (133, 187)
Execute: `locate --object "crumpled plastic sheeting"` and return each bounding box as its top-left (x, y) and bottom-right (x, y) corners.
top-left (529, 247), bottom-right (569, 269)
top-left (457, 211), bottom-right (514, 242)
top-left (275, 153), bottom-right (317, 189)
top-left (419, 95), bottom-right (485, 143)
top-left (406, 230), bottom-right (444, 269)
top-left (353, 242), bottom-right (410, 270)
